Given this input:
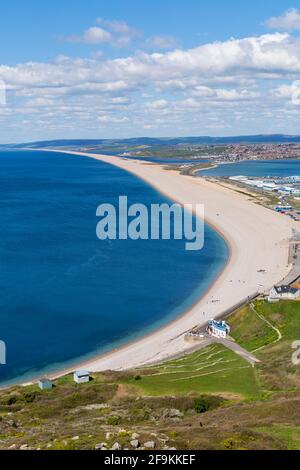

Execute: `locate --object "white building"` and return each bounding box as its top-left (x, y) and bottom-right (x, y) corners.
top-left (207, 320), bottom-right (230, 339)
top-left (38, 378), bottom-right (53, 391)
top-left (74, 370), bottom-right (90, 384)
top-left (268, 285), bottom-right (300, 301)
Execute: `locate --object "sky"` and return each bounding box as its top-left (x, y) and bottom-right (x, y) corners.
top-left (1, 1), bottom-right (300, 142)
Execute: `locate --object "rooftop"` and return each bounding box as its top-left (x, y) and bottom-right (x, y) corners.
top-left (274, 285), bottom-right (299, 295)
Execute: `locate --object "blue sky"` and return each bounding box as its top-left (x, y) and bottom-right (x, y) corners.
top-left (1, 1), bottom-right (300, 142)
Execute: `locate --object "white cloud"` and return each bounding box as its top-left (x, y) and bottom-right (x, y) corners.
top-left (66, 26), bottom-right (112, 44)
top-left (3, 32), bottom-right (300, 140)
top-left (97, 18), bottom-right (139, 38)
top-left (265, 8), bottom-right (300, 31)
top-left (97, 115), bottom-right (129, 123)
top-left (65, 18), bottom-right (139, 48)
top-left (144, 35), bottom-right (178, 50)
top-left (148, 99), bottom-right (169, 109)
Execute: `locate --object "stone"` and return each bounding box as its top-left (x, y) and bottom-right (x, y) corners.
top-left (20, 444), bottom-right (29, 450)
top-left (130, 439), bottom-right (140, 449)
top-left (144, 441), bottom-right (156, 449)
top-left (132, 432), bottom-right (140, 440)
top-left (80, 404), bottom-right (109, 411)
top-left (162, 408), bottom-right (183, 419)
top-left (71, 436), bottom-right (79, 441)
top-left (95, 442), bottom-right (107, 450)
top-left (111, 442), bottom-right (122, 451)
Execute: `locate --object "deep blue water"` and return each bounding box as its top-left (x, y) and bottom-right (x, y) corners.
top-left (0, 151), bottom-right (228, 386)
top-left (199, 159), bottom-right (300, 177)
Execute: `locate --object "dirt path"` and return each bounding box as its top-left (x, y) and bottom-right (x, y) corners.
top-left (250, 303), bottom-right (282, 352)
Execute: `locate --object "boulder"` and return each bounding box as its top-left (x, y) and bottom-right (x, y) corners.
top-left (144, 441), bottom-right (156, 449)
top-left (95, 442), bottom-right (107, 450)
top-left (20, 444), bottom-right (29, 451)
top-left (162, 408), bottom-right (183, 419)
top-left (111, 442), bottom-right (122, 451)
top-left (130, 439), bottom-right (140, 449)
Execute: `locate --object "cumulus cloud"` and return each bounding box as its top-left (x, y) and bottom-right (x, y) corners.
top-left (265, 8), bottom-right (300, 31)
top-left (66, 26), bottom-right (112, 44)
top-left (64, 18), bottom-right (139, 48)
top-left (2, 31), bottom-right (300, 140)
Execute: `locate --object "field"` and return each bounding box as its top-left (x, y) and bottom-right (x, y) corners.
top-left (121, 344), bottom-right (260, 398)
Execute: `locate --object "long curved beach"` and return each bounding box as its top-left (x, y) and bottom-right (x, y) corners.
top-left (43, 151), bottom-right (295, 375)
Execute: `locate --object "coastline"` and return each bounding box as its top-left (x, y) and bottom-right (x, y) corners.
top-left (18, 149), bottom-right (297, 385)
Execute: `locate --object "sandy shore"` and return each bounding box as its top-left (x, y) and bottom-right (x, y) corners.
top-left (30, 149), bottom-right (296, 378)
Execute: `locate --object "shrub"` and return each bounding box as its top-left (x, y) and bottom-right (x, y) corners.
top-left (23, 391), bottom-right (37, 403)
top-left (6, 395), bottom-right (18, 406)
top-left (106, 415), bottom-right (121, 426)
top-left (193, 397), bottom-right (210, 414)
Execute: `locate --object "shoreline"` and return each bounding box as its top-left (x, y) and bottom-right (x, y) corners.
top-left (6, 149), bottom-right (297, 387)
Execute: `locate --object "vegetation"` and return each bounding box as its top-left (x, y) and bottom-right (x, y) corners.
top-left (0, 300), bottom-right (299, 450)
top-left (120, 344), bottom-right (260, 398)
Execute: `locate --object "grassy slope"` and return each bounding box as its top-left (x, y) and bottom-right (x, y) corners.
top-left (229, 300), bottom-right (300, 391)
top-left (121, 344), bottom-right (259, 398)
top-left (0, 300), bottom-right (299, 450)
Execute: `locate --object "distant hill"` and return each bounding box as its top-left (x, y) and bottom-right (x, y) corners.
top-left (2, 134), bottom-right (300, 150)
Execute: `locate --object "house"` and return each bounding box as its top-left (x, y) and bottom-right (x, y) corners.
top-left (207, 320), bottom-right (230, 339)
top-left (74, 370), bottom-right (90, 384)
top-left (38, 378), bottom-right (53, 391)
top-left (268, 285), bottom-right (300, 302)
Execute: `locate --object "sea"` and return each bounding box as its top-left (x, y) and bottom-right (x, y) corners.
top-left (0, 150), bottom-right (228, 386)
top-left (198, 159), bottom-right (300, 177)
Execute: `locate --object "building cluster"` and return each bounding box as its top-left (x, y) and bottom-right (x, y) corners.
top-left (212, 144), bottom-right (300, 163)
top-left (229, 175), bottom-right (300, 196)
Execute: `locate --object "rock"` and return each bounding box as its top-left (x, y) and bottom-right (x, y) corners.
top-left (162, 408), bottom-right (183, 419)
top-left (144, 441), bottom-right (156, 449)
top-left (111, 442), bottom-right (122, 451)
top-left (71, 436), bottom-right (79, 441)
top-left (169, 447), bottom-right (177, 450)
top-left (20, 444), bottom-right (29, 451)
top-left (80, 404), bottom-right (109, 411)
top-left (95, 442), bottom-right (107, 450)
top-left (8, 444), bottom-right (17, 450)
top-left (106, 432), bottom-right (112, 440)
top-left (130, 439), bottom-right (140, 449)
top-left (132, 432), bottom-right (140, 440)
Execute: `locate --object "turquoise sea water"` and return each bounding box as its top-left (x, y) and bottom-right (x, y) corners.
top-left (199, 159), bottom-right (300, 177)
top-left (0, 151), bottom-right (228, 386)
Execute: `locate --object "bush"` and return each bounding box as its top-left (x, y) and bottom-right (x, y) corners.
top-left (106, 415), bottom-right (121, 426)
top-left (193, 397), bottom-right (210, 414)
top-left (6, 395), bottom-right (18, 406)
top-left (23, 391), bottom-right (37, 403)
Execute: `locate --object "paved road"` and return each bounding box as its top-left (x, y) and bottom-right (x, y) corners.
top-left (210, 337), bottom-right (260, 366)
